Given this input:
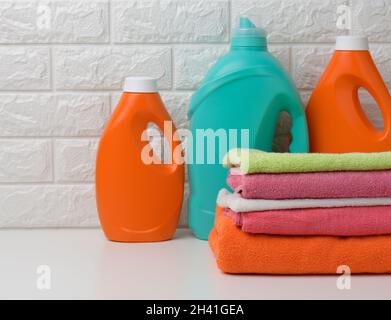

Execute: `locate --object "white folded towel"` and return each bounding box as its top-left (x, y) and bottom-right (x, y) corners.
top-left (217, 189), bottom-right (391, 212)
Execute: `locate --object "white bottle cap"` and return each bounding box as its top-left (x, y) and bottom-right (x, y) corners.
top-left (335, 36), bottom-right (369, 51)
top-left (123, 76), bottom-right (158, 93)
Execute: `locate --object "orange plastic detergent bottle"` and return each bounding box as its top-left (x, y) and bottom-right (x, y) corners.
top-left (96, 77), bottom-right (184, 242)
top-left (306, 36), bottom-right (391, 153)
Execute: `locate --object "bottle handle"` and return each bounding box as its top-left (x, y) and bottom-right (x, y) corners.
top-left (284, 95), bottom-right (309, 153)
top-left (265, 93), bottom-right (309, 154)
top-left (335, 54), bottom-right (391, 138)
top-left (127, 98), bottom-right (182, 173)
top-left (356, 78), bottom-right (391, 137)
top-left (144, 107), bottom-right (183, 172)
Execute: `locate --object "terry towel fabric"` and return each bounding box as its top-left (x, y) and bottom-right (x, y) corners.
top-left (227, 170), bottom-right (391, 200)
top-left (223, 149), bottom-right (391, 174)
top-left (210, 207), bottom-right (391, 274)
top-left (223, 207), bottom-right (391, 236)
top-left (217, 189), bottom-right (391, 212)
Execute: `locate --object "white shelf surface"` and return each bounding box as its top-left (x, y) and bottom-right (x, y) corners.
top-left (0, 228), bottom-right (391, 300)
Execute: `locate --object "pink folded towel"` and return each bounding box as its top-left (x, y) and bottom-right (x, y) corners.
top-left (228, 170), bottom-right (391, 200)
top-left (224, 206), bottom-right (391, 236)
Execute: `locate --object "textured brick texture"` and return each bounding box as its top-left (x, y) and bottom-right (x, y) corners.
top-left (232, 0), bottom-right (349, 42)
top-left (0, 47), bottom-right (50, 90)
top-left (0, 0), bottom-right (389, 228)
top-left (54, 46), bottom-right (172, 90)
top-left (112, 0), bottom-right (229, 43)
top-left (0, 1), bottom-right (109, 43)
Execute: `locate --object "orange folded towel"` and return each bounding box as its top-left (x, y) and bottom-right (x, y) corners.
top-left (209, 207), bottom-right (391, 274)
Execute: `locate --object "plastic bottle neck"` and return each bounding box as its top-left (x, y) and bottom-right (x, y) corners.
top-left (231, 17), bottom-right (268, 52)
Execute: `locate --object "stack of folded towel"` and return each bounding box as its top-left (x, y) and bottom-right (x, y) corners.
top-left (209, 149), bottom-right (391, 274)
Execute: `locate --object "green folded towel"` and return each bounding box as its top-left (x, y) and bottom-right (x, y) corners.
top-left (223, 149), bottom-right (391, 174)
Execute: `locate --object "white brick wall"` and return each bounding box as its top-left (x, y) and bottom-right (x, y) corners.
top-left (0, 47), bottom-right (51, 89)
top-left (0, 0), bottom-right (389, 228)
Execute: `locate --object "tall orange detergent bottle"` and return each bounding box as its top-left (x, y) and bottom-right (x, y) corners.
top-left (96, 77), bottom-right (184, 242)
top-left (306, 36), bottom-right (391, 153)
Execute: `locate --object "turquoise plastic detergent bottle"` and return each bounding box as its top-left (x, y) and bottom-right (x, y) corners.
top-left (187, 17), bottom-right (309, 240)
